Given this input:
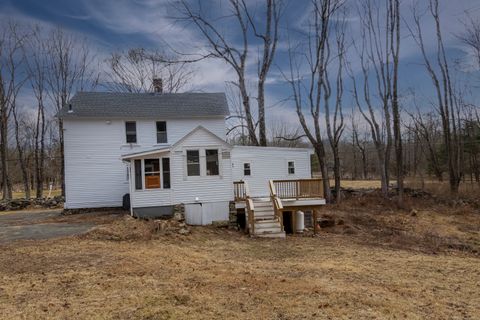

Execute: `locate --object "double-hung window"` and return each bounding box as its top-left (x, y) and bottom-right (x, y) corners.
top-left (125, 121), bottom-right (137, 143)
top-left (144, 159), bottom-right (160, 189)
top-left (206, 149), bottom-right (219, 176)
top-left (288, 161), bottom-right (295, 175)
top-left (243, 163), bottom-right (251, 176)
top-left (156, 121), bottom-right (167, 143)
top-left (187, 150), bottom-right (200, 176)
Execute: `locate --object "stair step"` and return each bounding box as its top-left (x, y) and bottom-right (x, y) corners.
top-left (254, 210), bottom-right (274, 216)
top-left (255, 221), bottom-right (280, 229)
top-left (255, 231), bottom-right (286, 239)
top-left (253, 202), bottom-right (273, 208)
top-left (255, 207), bottom-right (274, 213)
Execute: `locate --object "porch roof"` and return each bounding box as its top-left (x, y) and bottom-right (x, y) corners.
top-left (121, 146), bottom-right (170, 160)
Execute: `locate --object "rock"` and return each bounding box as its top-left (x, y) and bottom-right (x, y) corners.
top-left (410, 209), bottom-right (418, 217)
top-left (178, 228), bottom-right (190, 235)
top-left (337, 219), bottom-right (345, 225)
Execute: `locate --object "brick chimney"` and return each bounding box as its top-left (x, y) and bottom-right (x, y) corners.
top-left (153, 78), bottom-right (163, 94)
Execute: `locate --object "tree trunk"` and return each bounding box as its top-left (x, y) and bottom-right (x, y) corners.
top-left (0, 109), bottom-right (12, 200)
top-left (314, 143), bottom-right (331, 202)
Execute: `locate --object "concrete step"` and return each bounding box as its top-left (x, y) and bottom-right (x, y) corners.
top-left (255, 231), bottom-right (286, 238)
top-left (254, 216), bottom-right (275, 222)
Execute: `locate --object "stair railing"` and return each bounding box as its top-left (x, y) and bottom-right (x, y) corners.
top-left (269, 180), bottom-right (284, 231)
top-left (244, 181), bottom-right (255, 235)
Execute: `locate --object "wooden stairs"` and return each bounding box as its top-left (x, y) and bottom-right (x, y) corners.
top-left (249, 199), bottom-right (285, 238)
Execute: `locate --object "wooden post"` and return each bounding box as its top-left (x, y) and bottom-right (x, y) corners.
top-left (313, 209), bottom-right (317, 235)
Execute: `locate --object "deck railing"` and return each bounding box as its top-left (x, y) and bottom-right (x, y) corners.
top-left (233, 181), bottom-right (247, 201)
top-left (272, 178), bottom-right (324, 199)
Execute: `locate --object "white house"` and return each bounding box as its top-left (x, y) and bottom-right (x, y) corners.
top-left (59, 90), bottom-right (325, 237)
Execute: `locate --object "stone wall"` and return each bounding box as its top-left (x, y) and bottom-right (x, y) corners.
top-left (0, 196), bottom-right (64, 211)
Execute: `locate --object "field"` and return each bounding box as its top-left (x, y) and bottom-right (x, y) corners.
top-left (0, 192), bottom-right (479, 319)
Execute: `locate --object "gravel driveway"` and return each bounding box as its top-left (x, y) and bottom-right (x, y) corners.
top-left (0, 209), bottom-right (97, 244)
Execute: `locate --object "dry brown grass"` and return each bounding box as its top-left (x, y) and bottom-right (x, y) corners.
top-left (0, 196), bottom-right (479, 319)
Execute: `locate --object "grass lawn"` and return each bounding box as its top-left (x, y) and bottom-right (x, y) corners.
top-left (0, 193), bottom-right (478, 319)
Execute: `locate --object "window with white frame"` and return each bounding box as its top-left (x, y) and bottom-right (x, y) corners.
top-left (156, 121), bottom-right (167, 143)
top-left (206, 149), bottom-right (219, 176)
top-left (125, 121), bottom-right (137, 143)
top-left (186, 150), bottom-right (200, 176)
top-left (144, 159), bottom-right (161, 189)
top-left (243, 163), bottom-right (251, 176)
top-left (288, 161), bottom-right (295, 174)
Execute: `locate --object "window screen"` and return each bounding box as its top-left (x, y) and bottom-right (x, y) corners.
top-left (125, 121), bottom-right (137, 143)
top-left (162, 158), bottom-right (170, 189)
top-left (206, 149), bottom-right (219, 176)
top-left (144, 159), bottom-right (160, 189)
top-left (134, 159), bottom-right (142, 190)
top-left (187, 150), bottom-right (200, 176)
top-left (156, 121), bottom-right (167, 143)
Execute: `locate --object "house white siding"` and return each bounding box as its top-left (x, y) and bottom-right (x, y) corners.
top-left (64, 117), bottom-right (225, 209)
top-left (170, 128), bottom-right (233, 204)
top-left (231, 146), bottom-right (313, 197)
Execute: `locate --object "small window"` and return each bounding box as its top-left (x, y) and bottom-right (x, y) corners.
top-left (288, 161), bottom-right (295, 174)
top-left (187, 150), bottom-right (200, 176)
top-left (162, 158), bottom-right (170, 189)
top-left (134, 159), bottom-right (142, 190)
top-left (125, 121), bottom-right (137, 143)
top-left (156, 121), bottom-right (167, 143)
top-left (144, 159), bottom-right (160, 189)
top-left (243, 163), bottom-right (251, 176)
top-left (206, 149), bottom-right (219, 176)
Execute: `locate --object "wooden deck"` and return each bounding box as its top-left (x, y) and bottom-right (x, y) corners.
top-left (234, 179), bottom-right (326, 235)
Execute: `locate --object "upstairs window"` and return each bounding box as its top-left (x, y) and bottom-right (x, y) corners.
top-left (156, 121), bottom-right (167, 143)
top-left (144, 159), bottom-right (160, 189)
top-left (125, 121), bottom-right (137, 143)
top-left (206, 149), bottom-right (219, 176)
top-left (288, 161), bottom-right (295, 175)
top-left (243, 163), bottom-right (251, 176)
top-left (187, 150), bottom-right (200, 176)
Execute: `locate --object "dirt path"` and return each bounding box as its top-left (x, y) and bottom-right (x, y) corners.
top-left (0, 210), bottom-right (96, 243)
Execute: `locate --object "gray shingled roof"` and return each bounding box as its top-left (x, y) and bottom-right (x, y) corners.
top-left (58, 92), bottom-right (229, 119)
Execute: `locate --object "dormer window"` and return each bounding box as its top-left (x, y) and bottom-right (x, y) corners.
top-left (125, 121), bottom-right (137, 143)
top-left (156, 121), bottom-right (167, 143)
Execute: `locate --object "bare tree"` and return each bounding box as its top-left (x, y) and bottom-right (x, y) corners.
top-left (25, 26), bottom-right (50, 198)
top-left (176, 0), bottom-right (282, 146)
top-left (0, 22), bottom-right (28, 199)
top-left (349, 0), bottom-right (401, 198)
top-left (459, 15), bottom-right (480, 68)
top-left (324, 12), bottom-right (347, 202)
top-left (104, 48), bottom-right (193, 93)
top-left (285, 0), bottom-right (347, 201)
top-left (45, 28), bottom-right (98, 196)
top-left (409, 0), bottom-right (463, 193)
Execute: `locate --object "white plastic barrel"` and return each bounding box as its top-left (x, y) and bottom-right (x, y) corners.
top-left (296, 210), bottom-right (305, 233)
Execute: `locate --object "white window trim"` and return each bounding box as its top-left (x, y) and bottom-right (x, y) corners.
top-left (243, 162), bottom-right (251, 176)
top-left (183, 146), bottom-right (223, 179)
top-left (155, 120), bottom-right (168, 144)
top-left (287, 160), bottom-right (295, 175)
top-left (124, 120), bottom-right (138, 144)
top-left (132, 156), bottom-right (171, 192)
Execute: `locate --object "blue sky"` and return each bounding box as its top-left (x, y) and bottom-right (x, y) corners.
top-left (1, 0), bottom-right (480, 127)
